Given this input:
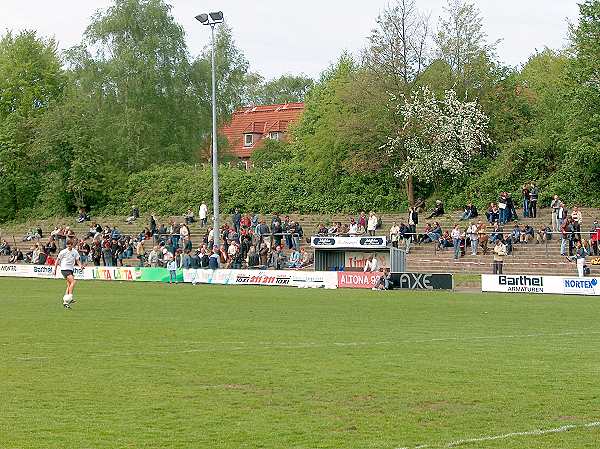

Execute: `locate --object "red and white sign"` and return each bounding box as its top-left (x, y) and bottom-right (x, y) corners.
top-left (345, 251), bottom-right (390, 270)
top-left (337, 271), bottom-right (382, 289)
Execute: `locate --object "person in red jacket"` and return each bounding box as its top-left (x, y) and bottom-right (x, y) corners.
top-left (591, 221), bottom-right (600, 256)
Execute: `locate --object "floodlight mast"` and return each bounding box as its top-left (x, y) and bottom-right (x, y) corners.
top-left (195, 12), bottom-right (224, 248)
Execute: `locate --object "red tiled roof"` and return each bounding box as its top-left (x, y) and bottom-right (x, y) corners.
top-left (221, 103), bottom-right (304, 158)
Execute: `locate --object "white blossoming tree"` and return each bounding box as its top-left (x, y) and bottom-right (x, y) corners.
top-left (384, 86), bottom-right (491, 205)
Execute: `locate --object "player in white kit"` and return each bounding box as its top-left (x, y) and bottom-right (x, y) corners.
top-left (53, 239), bottom-right (82, 309)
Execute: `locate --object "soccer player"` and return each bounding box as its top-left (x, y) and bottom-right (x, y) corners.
top-left (53, 239), bottom-right (82, 309)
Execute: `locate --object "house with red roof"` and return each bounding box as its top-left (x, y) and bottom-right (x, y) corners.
top-left (220, 102), bottom-right (304, 165)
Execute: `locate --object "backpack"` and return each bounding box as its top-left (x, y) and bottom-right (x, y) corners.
top-left (376, 217), bottom-right (383, 229)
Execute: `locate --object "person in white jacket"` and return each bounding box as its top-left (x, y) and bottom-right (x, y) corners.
top-left (199, 202), bottom-right (208, 227)
top-left (367, 212), bottom-right (378, 236)
top-left (364, 255), bottom-right (380, 272)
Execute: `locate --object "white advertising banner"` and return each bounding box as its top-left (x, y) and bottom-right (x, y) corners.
top-left (183, 269), bottom-right (338, 289)
top-left (0, 264), bottom-right (87, 279)
top-left (482, 274), bottom-right (600, 296)
top-left (311, 236), bottom-right (388, 249)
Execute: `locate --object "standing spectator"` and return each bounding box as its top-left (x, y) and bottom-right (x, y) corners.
top-left (290, 221), bottom-right (302, 250)
top-left (171, 222), bottom-right (181, 250)
top-left (149, 214), bottom-right (157, 236)
top-left (232, 208), bottom-right (242, 233)
top-left (167, 257), bottom-right (178, 284)
top-left (272, 220), bottom-right (283, 248)
top-left (529, 182), bottom-right (539, 218)
top-left (506, 193), bottom-right (517, 221)
top-left (367, 212), bottom-right (378, 236)
top-left (560, 219), bottom-right (570, 256)
top-left (180, 222), bottom-right (190, 247)
top-left (493, 240), bottom-right (507, 274)
top-left (571, 206), bottom-right (583, 241)
top-left (182, 249), bottom-right (193, 269)
top-left (199, 202), bottom-right (208, 227)
top-left (358, 211), bottom-right (367, 234)
top-left (78, 239), bottom-right (90, 265)
top-left (467, 222), bottom-right (479, 255)
top-left (348, 218), bottom-right (358, 236)
top-left (136, 239), bottom-right (145, 267)
top-left (389, 221), bottom-right (400, 248)
top-left (451, 224), bottom-right (461, 260)
top-left (521, 184), bottom-right (530, 218)
top-left (102, 238), bottom-right (113, 266)
top-left (550, 195), bottom-right (561, 231)
top-left (557, 202), bottom-right (568, 229)
top-left (589, 221), bottom-right (600, 256)
top-left (498, 193), bottom-right (508, 225)
top-left (258, 239), bottom-right (269, 266)
top-left (569, 240), bottom-right (589, 277)
top-left (408, 206), bottom-right (418, 242)
top-left (282, 216), bottom-right (293, 249)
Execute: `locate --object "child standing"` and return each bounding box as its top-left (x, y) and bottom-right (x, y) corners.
top-left (167, 257), bottom-right (177, 284)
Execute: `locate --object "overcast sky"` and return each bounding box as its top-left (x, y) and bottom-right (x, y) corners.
top-left (1, 0), bottom-right (581, 79)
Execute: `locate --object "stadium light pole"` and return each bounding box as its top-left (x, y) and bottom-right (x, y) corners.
top-left (196, 11), bottom-right (224, 248)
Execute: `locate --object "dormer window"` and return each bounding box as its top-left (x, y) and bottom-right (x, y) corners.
top-left (244, 133), bottom-right (253, 147)
top-left (269, 131), bottom-right (281, 141)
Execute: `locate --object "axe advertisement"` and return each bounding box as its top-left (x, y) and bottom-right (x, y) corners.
top-left (390, 272), bottom-right (454, 290)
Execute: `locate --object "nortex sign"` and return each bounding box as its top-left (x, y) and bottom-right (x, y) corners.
top-left (482, 275), bottom-right (600, 296)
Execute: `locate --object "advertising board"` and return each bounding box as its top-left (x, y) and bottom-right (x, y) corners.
top-left (311, 236), bottom-right (388, 249)
top-left (344, 252), bottom-right (390, 270)
top-left (482, 275), bottom-right (600, 296)
top-left (183, 269), bottom-right (338, 289)
top-left (390, 272), bottom-right (454, 290)
top-left (337, 272), bottom-right (382, 289)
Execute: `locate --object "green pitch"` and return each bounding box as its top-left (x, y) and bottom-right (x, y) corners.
top-left (1, 279), bottom-right (599, 449)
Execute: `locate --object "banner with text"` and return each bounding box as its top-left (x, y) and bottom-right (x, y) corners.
top-left (482, 274), bottom-right (600, 296)
top-left (337, 272), bottom-right (382, 289)
top-left (345, 252), bottom-right (390, 270)
top-left (0, 264), bottom-right (178, 283)
top-left (311, 236), bottom-right (388, 249)
top-left (183, 269), bottom-right (338, 289)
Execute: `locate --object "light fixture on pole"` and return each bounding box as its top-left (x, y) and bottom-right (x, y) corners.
top-left (195, 11), bottom-right (224, 248)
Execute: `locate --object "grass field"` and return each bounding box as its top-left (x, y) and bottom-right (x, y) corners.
top-left (1, 279), bottom-right (600, 449)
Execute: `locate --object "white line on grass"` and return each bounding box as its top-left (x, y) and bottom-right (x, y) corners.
top-left (12, 330), bottom-right (600, 361)
top-left (396, 421), bottom-right (600, 449)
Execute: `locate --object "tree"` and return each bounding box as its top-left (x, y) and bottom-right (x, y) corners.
top-left (363, 0), bottom-right (430, 91)
top-left (384, 86), bottom-right (491, 204)
top-left (247, 74), bottom-right (314, 105)
top-left (250, 139), bottom-right (291, 168)
top-left (434, 0), bottom-right (498, 94)
top-left (68, 0), bottom-right (204, 171)
top-left (194, 23), bottom-right (254, 119)
top-left (292, 54), bottom-right (359, 185)
top-left (568, 0), bottom-right (600, 140)
top-left (0, 30), bottom-right (65, 219)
